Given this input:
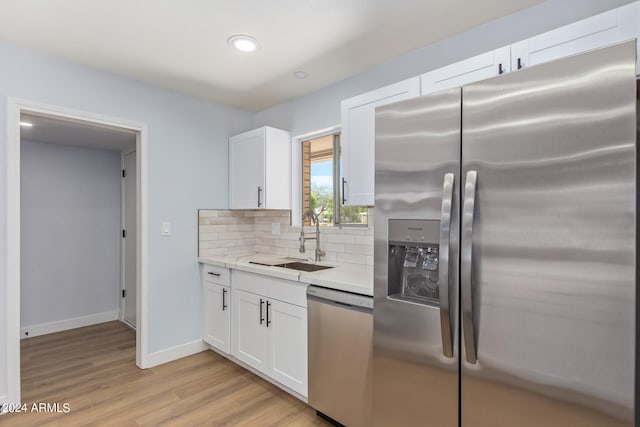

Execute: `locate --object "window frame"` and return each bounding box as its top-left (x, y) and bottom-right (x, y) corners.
top-left (296, 127), bottom-right (368, 228)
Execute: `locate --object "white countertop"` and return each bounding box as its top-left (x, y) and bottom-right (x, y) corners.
top-left (198, 253), bottom-right (373, 296)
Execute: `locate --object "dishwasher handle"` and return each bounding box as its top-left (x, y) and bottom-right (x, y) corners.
top-left (307, 286), bottom-right (373, 310)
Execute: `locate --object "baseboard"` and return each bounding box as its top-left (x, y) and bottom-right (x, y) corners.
top-left (20, 310), bottom-right (119, 339)
top-left (145, 339), bottom-right (208, 368)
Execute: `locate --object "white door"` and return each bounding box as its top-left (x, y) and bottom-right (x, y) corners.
top-left (233, 290), bottom-right (268, 374)
top-left (229, 129), bottom-right (265, 209)
top-left (269, 300), bottom-right (308, 396)
top-left (122, 150), bottom-right (136, 328)
top-left (203, 283), bottom-right (230, 353)
top-left (420, 46), bottom-right (511, 94)
top-left (341, 77), bottom-right (421, 206)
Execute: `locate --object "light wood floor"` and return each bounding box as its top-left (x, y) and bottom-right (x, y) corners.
top-left (4, 321), bottom-right (330, 426)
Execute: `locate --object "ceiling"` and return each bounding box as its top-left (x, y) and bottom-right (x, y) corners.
top-left (20, 114), bottom-right (137, 151)
top-left (0, 0), bottom-right (543, 111)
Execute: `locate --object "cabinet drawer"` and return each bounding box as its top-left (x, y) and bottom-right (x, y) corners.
top-left (203, 265), bottom-right (230, 286)
top-left (233, 270), bottom-right (307, 307)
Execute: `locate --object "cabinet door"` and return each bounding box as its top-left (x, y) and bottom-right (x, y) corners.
top-left (232, 290), bottom-right (269, 374)
top-left (420, 46), bottom-right (510, 95)
top-left (341, 77), bottom-right (420, 206)
top-left (510, 6), bottom-right (637, 71)
top-left (268, 300), bottom-right (308, 397)
top-left (229, 129), bottom-right (265, 209)
top-left (203, 283), bottom-right (230, 353)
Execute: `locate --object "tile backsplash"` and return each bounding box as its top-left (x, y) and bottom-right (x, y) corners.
top-left (198, 209), bottom-right (374, 266)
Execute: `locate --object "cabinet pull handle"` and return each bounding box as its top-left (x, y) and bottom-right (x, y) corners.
top-left (207, 272), bottom-right (221, 277)
top-left (438, 173), bottom-right (455, 358)
top-left (341, 178), bottom-right (347, 204)
top-left (222, 288), bottom-right (227, 311)
top-left (461, 170), bottom-right (478, 364)
top-left (257, 186), bottom-right (263, 207)
top-left (498, 63), bottom-right (504, 74)
top-left (266, 301), bottom-right (271, 327)
top-left (259, 298), bottom-right (264, 325)
top-left (517, 57), bottom-right (523, 70)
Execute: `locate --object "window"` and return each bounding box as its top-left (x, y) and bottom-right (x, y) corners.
top-left (302, 133), bottom-right (367, 226)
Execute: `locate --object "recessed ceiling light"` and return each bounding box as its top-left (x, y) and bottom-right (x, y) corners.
top-left (19, 122), bottom-right (33, 127)
top-left (227, 35), bottom-right (258, 53)
top-left (294, 71), bottom-right (308, 79)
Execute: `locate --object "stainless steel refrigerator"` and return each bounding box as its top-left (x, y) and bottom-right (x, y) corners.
top-left (373, 40), bottom-right (637, 427)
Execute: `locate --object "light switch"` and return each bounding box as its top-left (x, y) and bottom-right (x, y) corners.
top-left (161, 222), bottom-right (171, 236)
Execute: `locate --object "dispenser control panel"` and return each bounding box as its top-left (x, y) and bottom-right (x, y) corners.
top-left (389, 219), bottom-right (440, 246)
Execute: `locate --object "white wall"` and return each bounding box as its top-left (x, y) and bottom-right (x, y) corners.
top-left (0, 39), bottom-right (253, 396)
top-left (254, 0), bottom-right (635, 135)
top-left (20, 140), bottom-right (121, 333)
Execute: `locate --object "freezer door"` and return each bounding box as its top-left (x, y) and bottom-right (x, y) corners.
top-left (461, 40), bottom-right (637, 426)
top-left (374, 88), bottom-right (461, 427)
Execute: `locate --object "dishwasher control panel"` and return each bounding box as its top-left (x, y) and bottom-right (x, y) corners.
top-left (307, 286), bottom-right (373, 309)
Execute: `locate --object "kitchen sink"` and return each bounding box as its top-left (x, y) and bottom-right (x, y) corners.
top-left (249, 259), bottom-right (334, 272)
top-left (276, 262), bottom-right (333, 272)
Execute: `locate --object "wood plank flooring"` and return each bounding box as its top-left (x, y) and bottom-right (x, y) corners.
top-left (4, 321), bottom-right (330, 426)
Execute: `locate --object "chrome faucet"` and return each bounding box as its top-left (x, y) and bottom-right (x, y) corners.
top-left (299, 211), bottom-right (325, 262)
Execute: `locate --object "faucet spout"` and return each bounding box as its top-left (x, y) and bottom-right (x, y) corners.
top-left (299, 230), bottom-right (306, 253)
top-left (299, 211), bottom-right (324, 262)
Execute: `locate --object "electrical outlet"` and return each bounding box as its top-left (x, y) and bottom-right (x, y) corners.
top-left (271, 222), bottom-right (280, 235)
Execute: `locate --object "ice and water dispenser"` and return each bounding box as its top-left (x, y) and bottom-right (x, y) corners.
top-left (388, 219), bottom-right (441, 306)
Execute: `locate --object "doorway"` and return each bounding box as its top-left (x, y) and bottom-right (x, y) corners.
top-left (5, 98), bottom-right (150, 405)
top-left (122, 149), bottom-right (137, 328)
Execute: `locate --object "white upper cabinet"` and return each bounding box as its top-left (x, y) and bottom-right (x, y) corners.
top-left (341, 77), bottom-right (420, 206)
top-left (511, 3), bottom-right (640, 71)
top-left (229, 126), bottom-right (291, 210)
top-left (421, 46), bottom-right (511, 95)
top-left (338, 2), bottom-right (638, 209)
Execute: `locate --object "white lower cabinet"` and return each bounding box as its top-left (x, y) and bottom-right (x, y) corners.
top-left (234, 289), bottom-right (269, 372)
top-left (269, 299), bottom-right (307, 394)
top-left (231, 271), bottom-right (308, 397)
top-left (202, 265), bottom-right (231, 354)
top-left (203, 282), bottom-right (231, 353)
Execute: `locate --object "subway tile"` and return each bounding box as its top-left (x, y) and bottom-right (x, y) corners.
top-left (200, 225), bottom-right (228, 233)
top-left (209, 239), bottom-right (237, 248)
top-left (199, 248), bottom-right (227, 257)
top-left (323, 243), bottom-right (346, 253)
top-left (345, 244), bottom-right (373, 255)
top-left (276, 239), bottom-right (299, 249)
top-left (226, 224), bottom-right (255, 232)
top-left (340, 253), bottom-right (367, 264)
top-left (199, 210), bottom-right (220, 218)
top-left (253, 223), bottom-right (272, 232)
top-left (199, 232), bottom-right (219, 241)
top-left (207, 217), bottom-right (253, 225)
top-left (326, 234), bottom-right (356, 244)
top-left (217, 210), bottom-right (247, 217)
top-left (355, 235), bottom-right (374, 246)
top-left (218, 231), bottom-right (255, 240)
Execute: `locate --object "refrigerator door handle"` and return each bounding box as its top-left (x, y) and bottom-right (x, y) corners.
top-left (461, 170), bottom-right (478, 364)
top-left (438, 173), bottom-right (455, 358)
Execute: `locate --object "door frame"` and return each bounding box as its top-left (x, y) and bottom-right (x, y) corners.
top-left (120, 146), bottom-right (137, 329)
top-left (5, 97), bottom-right (150, 405)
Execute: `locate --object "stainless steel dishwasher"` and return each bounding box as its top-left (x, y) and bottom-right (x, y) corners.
top-left (307, 285), bottom-right (373, 427)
